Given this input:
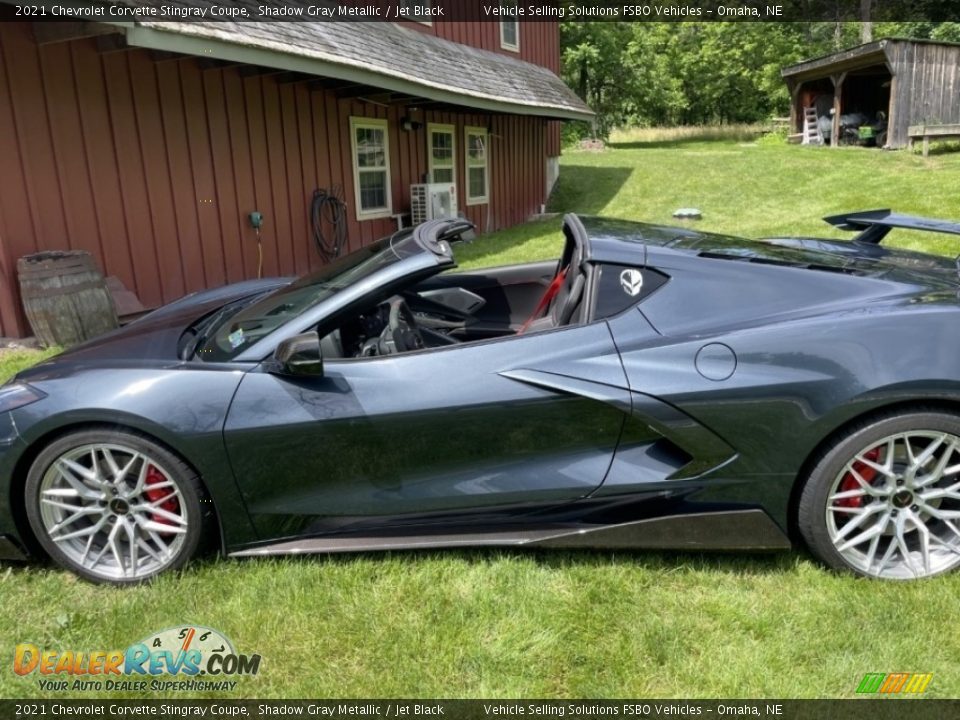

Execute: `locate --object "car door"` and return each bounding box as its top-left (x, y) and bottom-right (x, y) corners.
top-left (413, 261), bottom-right (557, 339)
top-left (223, 322), bottom-right (630, 539)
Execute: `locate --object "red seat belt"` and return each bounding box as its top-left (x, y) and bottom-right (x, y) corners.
top-left (518, 268), bottom-right (567, 335)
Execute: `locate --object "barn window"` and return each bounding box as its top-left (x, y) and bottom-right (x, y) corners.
top-left (399, 0), bottom-right (432, 24)
top-left (428, 124), bottom-right (456, 185)
top-left (500, 2), bottom-right (519, 51)
top-left (465, 127), bottom-right (489, 205)
top-left (350, 117), bottom-right (392, 219)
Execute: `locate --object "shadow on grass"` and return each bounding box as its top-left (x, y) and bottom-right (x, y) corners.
top-left (912, 142), bottom-right (960, 157)
top-left (454, 218), bottom-right (563, 270)
top-left (548, 165), bottom-right (634, 216)
top-left (449, 165), bottom-right (635, 270)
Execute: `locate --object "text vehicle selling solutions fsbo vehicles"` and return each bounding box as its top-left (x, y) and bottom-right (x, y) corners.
top-left (3, 212), bottom-right (960, 583)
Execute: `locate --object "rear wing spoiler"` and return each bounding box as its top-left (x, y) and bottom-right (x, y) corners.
top-left (824, 209), bottom-right (960, 244)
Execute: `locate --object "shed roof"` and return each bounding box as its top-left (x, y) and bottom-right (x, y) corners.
top-left (781, 39), bottom-right (888, 80)
top-left (103, 0), bottom-right (592, 121)
top-left (782, 37), bottom-right (960, 81)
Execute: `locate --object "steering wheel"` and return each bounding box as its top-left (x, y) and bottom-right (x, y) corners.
top-left (381, 298), bottom-right (426, 354)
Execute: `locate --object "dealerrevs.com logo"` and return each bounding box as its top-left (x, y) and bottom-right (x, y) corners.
top-left (14, 625), bottom-right (261, 692)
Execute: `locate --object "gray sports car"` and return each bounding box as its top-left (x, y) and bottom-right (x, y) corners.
top-left (2, 210), bottom-right (960, 584)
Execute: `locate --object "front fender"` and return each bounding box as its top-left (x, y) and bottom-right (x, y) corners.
top-left (7, 365), bottom-right (260, 551)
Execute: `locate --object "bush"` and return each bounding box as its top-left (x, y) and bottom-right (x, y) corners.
top-left (561, 120), bottom-right (597, 148)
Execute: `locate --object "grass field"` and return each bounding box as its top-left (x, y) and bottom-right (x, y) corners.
top-left (4, 135), bottom-right (960, 701)
top-left (456, 126), bottom-right (960, 269)
top-left (0, 348), bottom-right (60, 381)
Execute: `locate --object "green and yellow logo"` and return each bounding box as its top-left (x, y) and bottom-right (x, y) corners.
top-left (856, 673), bottom-right (932, 695)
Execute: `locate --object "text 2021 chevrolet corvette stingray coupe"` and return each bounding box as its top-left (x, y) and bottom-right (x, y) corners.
top-left (3, 211), bottom-right (960, 583)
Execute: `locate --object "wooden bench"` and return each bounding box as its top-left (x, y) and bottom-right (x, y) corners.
top-left (908, 123), bottom-right (960, 157)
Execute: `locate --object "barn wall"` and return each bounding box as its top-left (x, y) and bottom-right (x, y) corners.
top-left (886, 41), bottom-right (960, 148)
top-left (400, 16), bottom-right (564, 160)
top-left (0, 22), bottom-right (550, 337)
top-left (400, 14), bottom-right (561, 68)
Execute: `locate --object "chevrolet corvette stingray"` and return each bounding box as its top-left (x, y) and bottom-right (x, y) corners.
top-left (3, 210), bottom-right (960, 583)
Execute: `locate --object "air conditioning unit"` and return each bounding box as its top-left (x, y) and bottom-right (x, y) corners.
top-left (410, 183), bottom-right (457, 225)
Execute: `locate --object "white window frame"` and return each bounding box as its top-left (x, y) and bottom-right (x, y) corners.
top-left (399, 0), bottom-right (432, 24)
top-left (464, 126), bottom-right (489, 206)
top-left (349, 117), bottom-right (392, 220)
top-left (427, 123), bottom-right (456, 185)
top-left (499, 2), bottom-right (519, 52)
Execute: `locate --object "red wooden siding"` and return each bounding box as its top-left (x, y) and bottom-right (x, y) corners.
top-left (0, 22), bottom-right (556, 337)
top-left (547, 121), bottom-right (561, 157)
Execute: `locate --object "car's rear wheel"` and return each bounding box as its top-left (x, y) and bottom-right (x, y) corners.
top-left (24, 429), bottom-right (210, 584)
top-left (799, 410), bottom-right (960, 579)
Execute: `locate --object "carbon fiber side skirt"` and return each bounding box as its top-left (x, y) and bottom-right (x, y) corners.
top-left (229, 509), bottom-right (791, 558)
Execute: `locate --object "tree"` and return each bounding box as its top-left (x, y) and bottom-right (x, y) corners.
top-left (861, 0), bottom-right (873, 43)
top-left (560, 21), bottom-right (959, 138)
top-left (560, 23), bottom-right (635, 137)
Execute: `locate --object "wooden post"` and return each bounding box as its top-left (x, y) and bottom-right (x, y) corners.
top-left (885, 75), bottom-right (897, 149)
top-left (831, 71), bottom-right (847, 147)
top-left (0, 227), bottom-right (22, 337)
top-left (788, 80), bottom-right (801, 133)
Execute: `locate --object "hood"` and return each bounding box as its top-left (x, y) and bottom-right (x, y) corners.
top-left (17, 278), bottom-right (291, 378)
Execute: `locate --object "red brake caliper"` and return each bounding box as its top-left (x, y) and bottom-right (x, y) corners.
top-left (144, 465), bottom-right (180, 532)
top-left (836, 447), bottom-right (881, 508)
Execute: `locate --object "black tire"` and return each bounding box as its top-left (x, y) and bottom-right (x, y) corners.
top-left (24, 428), bottom-right (212, 585)
top-left (798, 409), bottom-right (960, 580)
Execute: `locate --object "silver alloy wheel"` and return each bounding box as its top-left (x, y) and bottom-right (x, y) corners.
top-left (826, 431), bottom-right (960, 579)
top-left (37, 443), bottom-right (189, 581)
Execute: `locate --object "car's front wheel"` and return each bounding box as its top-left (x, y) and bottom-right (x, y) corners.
top-left (24, 429), bottom-right (210, 584)
top-left (799, 410), bottom-right (960, 580)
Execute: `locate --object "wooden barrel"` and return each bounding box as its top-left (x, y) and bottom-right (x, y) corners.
top-left (17, 251), bottom-right (118, 348)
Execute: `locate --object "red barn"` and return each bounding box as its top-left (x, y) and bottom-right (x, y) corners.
top-left (0, 9), bottom-right (591, 337)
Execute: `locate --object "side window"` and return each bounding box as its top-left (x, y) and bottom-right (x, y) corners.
top-left (592, 264), bottom-right (669, 320)
top-left (350, 117), bottom-right (392, 219)
top-left (428, 124), bottom-right (455, 184)
top-left (499, 1), bottom-right (520, 51)
top-left (399, 0), bottom-right (433, 23)
top-left (464, 126), bottom-right (489, 205)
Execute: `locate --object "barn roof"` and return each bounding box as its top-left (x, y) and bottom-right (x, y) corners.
top-left (100, 0), bottom-right (592, 121)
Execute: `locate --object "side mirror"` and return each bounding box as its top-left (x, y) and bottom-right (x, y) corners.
top-left (268, 331), bottom-right (323, 377)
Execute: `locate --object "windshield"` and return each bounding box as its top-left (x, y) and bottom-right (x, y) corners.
top-left (197, 231), bottom-right (420, 361)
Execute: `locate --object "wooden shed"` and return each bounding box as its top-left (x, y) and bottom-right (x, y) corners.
top-left (782, 38), bottom-right (960, 149)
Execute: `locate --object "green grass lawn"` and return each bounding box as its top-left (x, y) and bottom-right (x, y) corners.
top-left (4, 137), bottom-right (960, 701)
top-left (0, 348), bottom-right (60, 381)
top-left (456, 130), bottom-right (960, 269)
